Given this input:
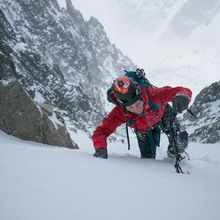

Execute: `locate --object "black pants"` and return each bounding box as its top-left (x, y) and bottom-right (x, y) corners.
top-left (138, 105), bottom-right (188, 158)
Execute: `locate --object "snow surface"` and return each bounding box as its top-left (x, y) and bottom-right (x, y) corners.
top-left (1, 130), bottom-right (220, 220)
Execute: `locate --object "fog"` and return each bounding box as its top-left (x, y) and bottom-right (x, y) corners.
top-left (57, 0), bottom-right (220, 70)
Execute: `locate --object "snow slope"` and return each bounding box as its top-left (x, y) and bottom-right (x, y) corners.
top-left (0, 130), bottom-right (220, 220)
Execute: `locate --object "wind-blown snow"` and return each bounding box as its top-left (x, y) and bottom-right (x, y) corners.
top-left (0, 130), bottom-right (220, 220)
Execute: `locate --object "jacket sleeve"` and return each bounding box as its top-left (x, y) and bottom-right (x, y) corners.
top-left (147, 86), bottom-right (192, 104)
top-left (92, 106), bottom-right (127, 150)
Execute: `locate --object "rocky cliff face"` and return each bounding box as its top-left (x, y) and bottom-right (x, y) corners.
top-left (0, 0), bottom-right (136, 147)
top-left (0, 76), bottom-right (78, 148)
top-left (0, 32), bottom-right (77, 148)
top-left (182, 81), bottom-right (220, 143)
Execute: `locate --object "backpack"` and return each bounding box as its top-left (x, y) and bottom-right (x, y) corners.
top-left (107, 68), bottom-right (161, 150)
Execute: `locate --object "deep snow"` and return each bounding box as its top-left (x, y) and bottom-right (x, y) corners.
top-left (0, 130), bottom-right (220, 220)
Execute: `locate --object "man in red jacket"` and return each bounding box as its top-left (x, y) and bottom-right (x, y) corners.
top-left (92, 75), bottom-right (192, 159)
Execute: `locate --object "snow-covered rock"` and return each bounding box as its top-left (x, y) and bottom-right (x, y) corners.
top-left (182, 81), bottom-right (220, 143)
top-left (0, 0), bottom-right (136, 145)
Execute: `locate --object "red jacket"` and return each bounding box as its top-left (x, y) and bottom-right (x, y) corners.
top-left (92, 85), bottom-right (192, 150)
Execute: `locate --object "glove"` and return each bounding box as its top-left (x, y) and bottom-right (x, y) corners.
top-left (93, 148), bottom-right (108, 159)
top-left (172, 95), bottom-right (190, 113)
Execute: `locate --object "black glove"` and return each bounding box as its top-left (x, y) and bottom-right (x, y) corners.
top-left (93, 148), bottom-right (108, 159)
top-left (172, 95), bottom-right (190, 113)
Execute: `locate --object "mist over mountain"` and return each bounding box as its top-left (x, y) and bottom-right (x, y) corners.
top-left (69, 0), bottom-right (220, 95)
top-left (99, 0), bottom-right (220, 45)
